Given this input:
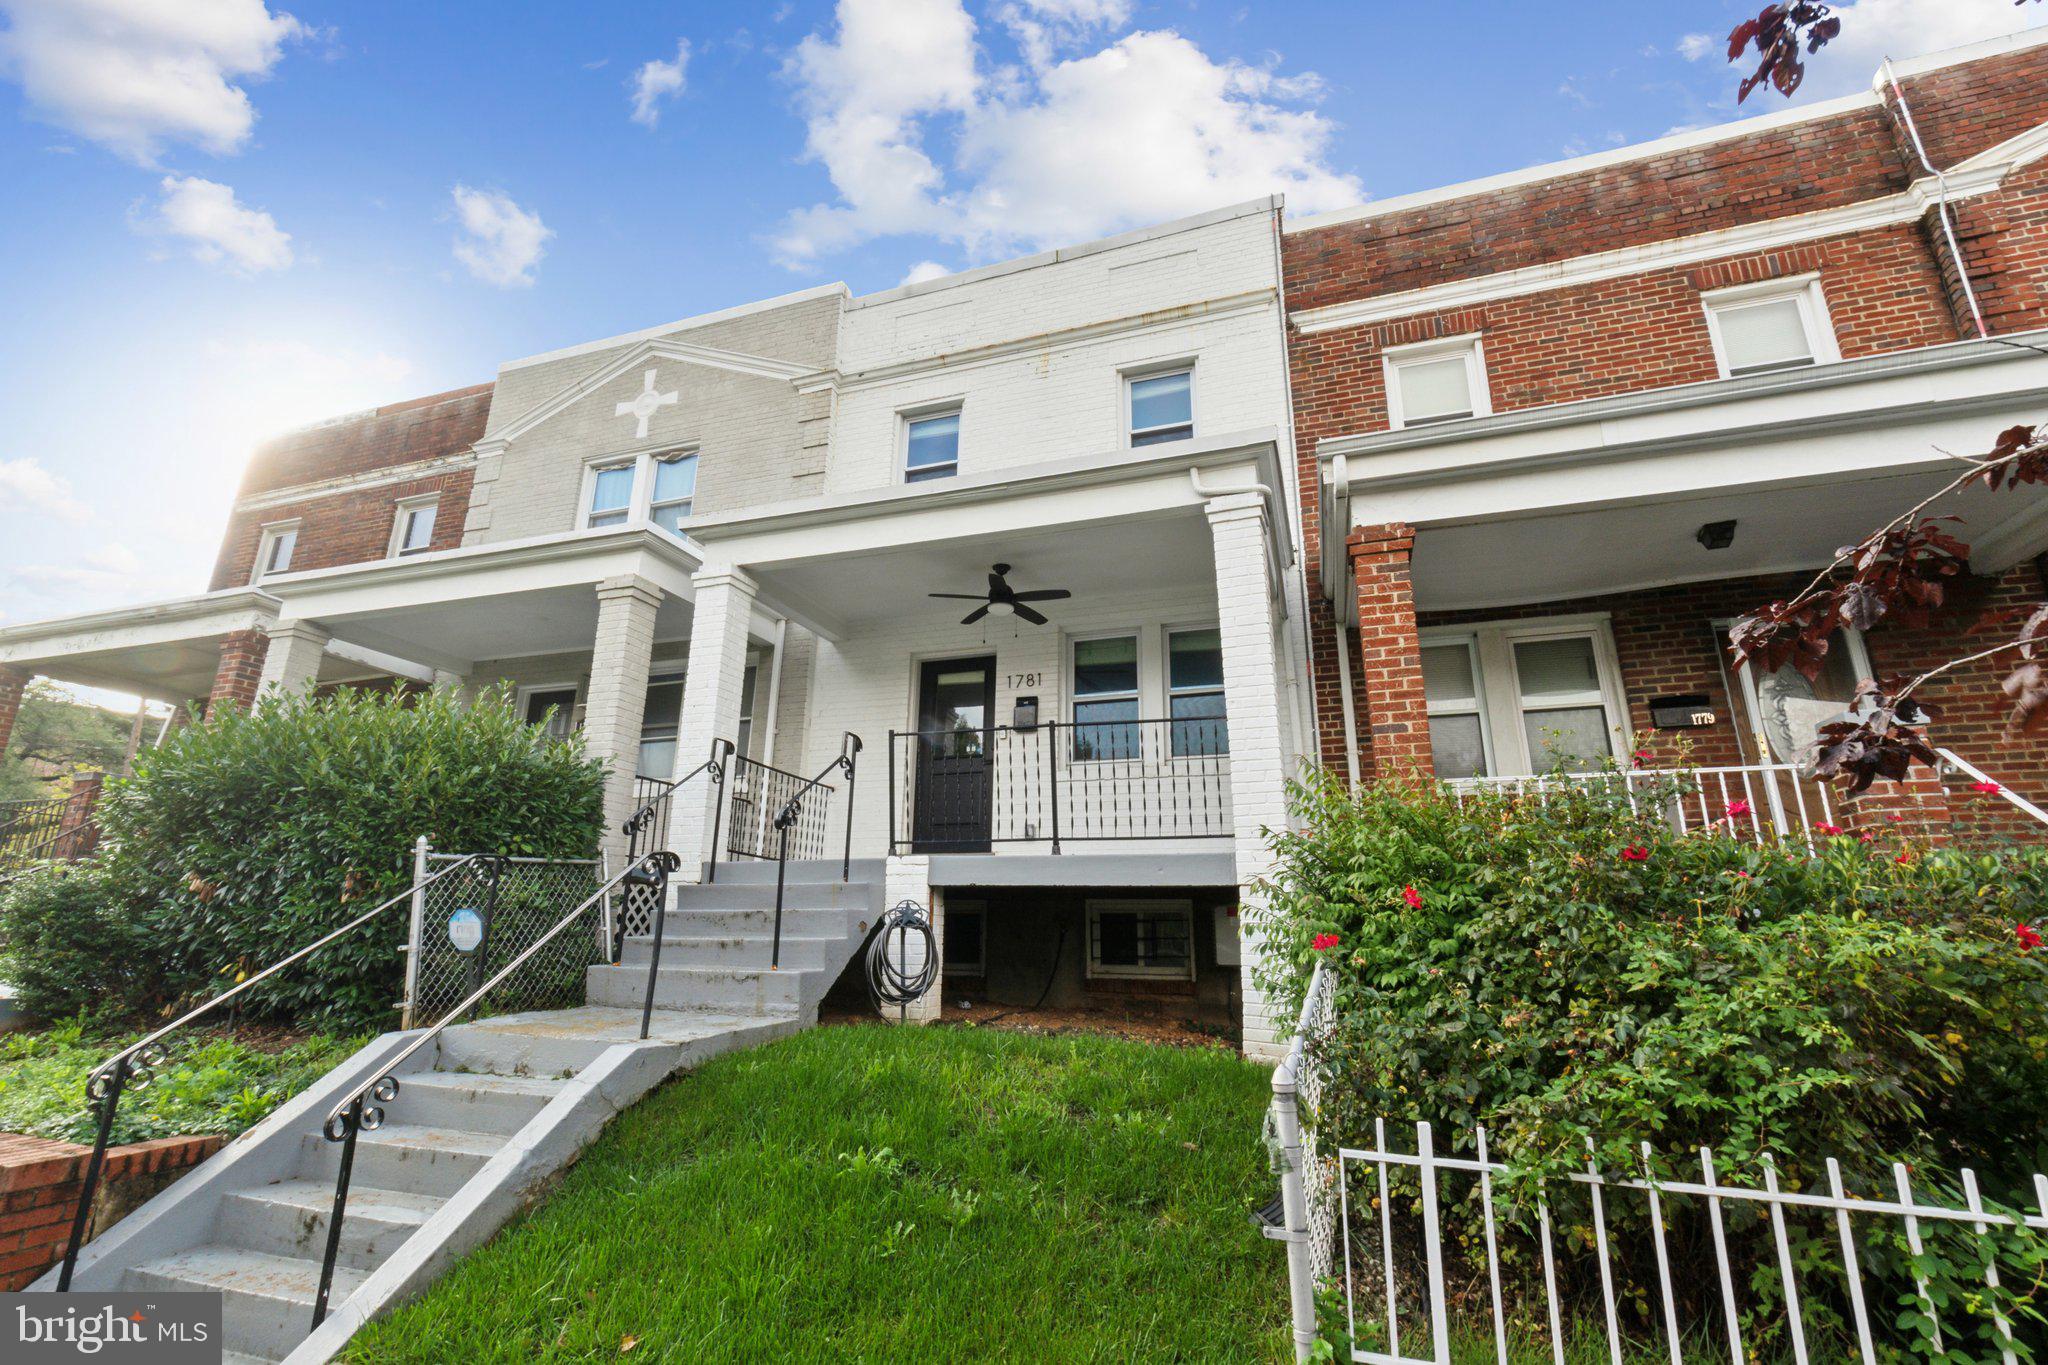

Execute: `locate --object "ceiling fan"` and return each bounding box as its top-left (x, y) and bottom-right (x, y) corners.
top-left (930, 563), bottom-right (1072, 626)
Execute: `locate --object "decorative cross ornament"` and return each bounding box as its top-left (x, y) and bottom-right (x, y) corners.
top-left (615, 368), bottom-right (678, 439)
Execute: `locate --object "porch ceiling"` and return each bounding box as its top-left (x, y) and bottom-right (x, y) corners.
top-left (307, 585), bottom-right (698, 674)
top-left (1411, 468), bottom-right (2012, 612)
top-left (0, 590), bottom-right (277, 702)
top-left (741, 507), bottom-right (1219, 636)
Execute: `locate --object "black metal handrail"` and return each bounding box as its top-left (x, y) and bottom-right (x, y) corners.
top-left (724, 752), bottom-right (833, 863)
top-left (763, 733), bottom-right (861, 970)
top-left (622, 738), bottom-right (733, 867)
top-left (885, 717), bottom-right (1231, 854)
top-left (312, 849), bottom-right (682, 1330)
top-left (54, 851), bottom-right (499, 1293)
top-left (0, 794), bottom-right (74, 877)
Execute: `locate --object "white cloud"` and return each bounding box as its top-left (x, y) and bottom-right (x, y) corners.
top-left (899, 259), bottom-right (951, 286)
top-left (774, 0), bottom-right (1360, 267)
top-left (449, 185), bottom-right (552, 288)
top-left (996, 0), bottom-right (1131, 69)
top-left (1676, 33), bottom-right (1716, 62)
top-left (629, 38), bottom-right (690, 127)
top-left (0, 0), bottom-right (305, 164)
top-left (0, 457), bottom-right (86, 522)
top-left (138, 174), bottom-right (292, 272)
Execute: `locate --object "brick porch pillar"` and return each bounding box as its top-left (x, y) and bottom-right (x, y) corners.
top-left (208, 630), bottom-right (270, 714)
top-left (56, 772), bottom-right (103, 859)
top-left (0, 665), bottom-right (27, 759)
top-left (667, 564), bottom-right (758, 881)
top-left (1348, 524), bottom-right (1432, 782)
top-left (585, 576), bottom-right (664, 868)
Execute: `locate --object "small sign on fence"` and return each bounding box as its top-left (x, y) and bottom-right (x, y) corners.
top-left (446, 907), bottom-right (484, 954)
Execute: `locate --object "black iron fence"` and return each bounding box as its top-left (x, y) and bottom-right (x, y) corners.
top-left (886, 717), bottom-right (1232, 853)
top-left (0, 793), bottom-right (81, 877)
top-left (726, 752), bottom-right (837, 862)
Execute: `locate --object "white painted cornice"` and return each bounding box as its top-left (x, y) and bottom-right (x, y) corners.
top-left (234, 452), bottom-right (479, 513)
top-left (0, 589), bottom-right (279, 654)
top-left (254, 525), bottom-right (702, 598)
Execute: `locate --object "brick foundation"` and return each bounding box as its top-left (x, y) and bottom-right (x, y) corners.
top-left (209, 629), bottom-right (270, 713)
top-left (0, 1131), bottom-right (222, 1289)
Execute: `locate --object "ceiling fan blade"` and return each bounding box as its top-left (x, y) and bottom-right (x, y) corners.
top-left (961, 605), bottom-right (991, 625)
top-left (928, 593), bottom-right (989, 600)
top-left (1012, 603), bottom-right (1049, 626)
top-left (1009, 589), bottom-right (1072, 602)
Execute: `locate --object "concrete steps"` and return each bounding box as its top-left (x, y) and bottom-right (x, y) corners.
top-left (130, 1245), bottom-right (366, 1362)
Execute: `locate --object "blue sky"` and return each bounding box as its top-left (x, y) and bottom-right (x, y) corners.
top-left (1, 0), bottom-right (2042, 646)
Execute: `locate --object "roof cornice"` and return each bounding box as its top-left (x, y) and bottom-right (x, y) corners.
top-left (0, 588), bottom-right (280, 649)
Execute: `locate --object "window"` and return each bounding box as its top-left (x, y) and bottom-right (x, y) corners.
top-left (1419, 619), bottom-right (1624, 778)
top-left (1072, 635), bottom-right (1140, 760)
top-left (254, 522), bottom-right (298, 582)
top-left (521, 686), bottom-right (579, 742)
top-left (904, 409), bottom-right (961, 483)
top-left (1422, 639), bottom-right (1489, 779)
top-left (1087, 898), bottom-right (1194, 980)
top-left (391, 498), bottom-right (438, 557)
top-left (1127, 368), bottom-right (1194, 446)
top-left (1166, 627), bottom-right (1228, 757)
top-left (943, 899), bottom-right (986, 976)
top-left (649, 454), bottom-right (696, 534)
top-left (735, 662), bottom-right (760, 758)
top-left (1384, 336), bottom-right (1489, 429)
top-left (638, 675), bottom-right (683, 778)
top-left (1702, 277), bottom-right (1838, 378)
top-left (586, 462), bottom-right (635, 528)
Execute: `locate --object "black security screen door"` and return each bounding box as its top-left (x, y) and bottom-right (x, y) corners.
top-left (913, 657), bottom-right (996, 852)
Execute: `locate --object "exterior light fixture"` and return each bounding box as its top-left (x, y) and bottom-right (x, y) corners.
top-left (1696, 519), bottom-right (1738, 551)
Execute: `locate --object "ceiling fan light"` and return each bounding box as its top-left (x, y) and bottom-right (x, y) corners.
top-left (989, 599), bottom-right (1016, 616)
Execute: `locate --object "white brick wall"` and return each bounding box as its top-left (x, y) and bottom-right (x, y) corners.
top-left (255, 621), bottom-right (330, 702)
top-left (584, 577), bottom-right (664, 865)
top-left (881, 856), bottom-right (939, 1023)
top-left (667, 565), bottom-right (758, 877)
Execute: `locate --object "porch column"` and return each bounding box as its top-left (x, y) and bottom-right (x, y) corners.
top-left (255, 621), bottom-right (331, 703)
top-left (430, 669), bottom-right (467, 694)
top-left (1205, 491), bottom-right (1293, 1060)
top-left (1348, 523), bottom-right (1432, 781)
top-left (0, 665), bottom-right (27, 759)
top-left (666, 564), bottom-right (758, 880)
top-left (208, 629), bottom-right (271, 714)
top-left (586, 575), bottom-right (664, 867)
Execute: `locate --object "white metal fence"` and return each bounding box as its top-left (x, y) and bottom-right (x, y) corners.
top-left (1444, 763), bottom-right (1846, 850)
top-left (1268, 968), bottom-right (2048, 1363)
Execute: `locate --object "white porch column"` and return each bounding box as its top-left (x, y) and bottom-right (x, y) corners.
top-left (585, 575), bottom-right (664, 866)
top-left (430, 668), bottom-right (467, 693)
top-left (255, 621), bottom-right (331, 703)
top-left (666, 563), bottom-right (758, 879)
top-left (1205, 491), bottom-right (1292, 1060)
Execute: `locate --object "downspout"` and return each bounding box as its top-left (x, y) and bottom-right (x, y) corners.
top-left (1326, 455), bottom-right (1362, 787)
top-left (1881, 58), bottom-right (1990, 339)
top-left (760, 616), bottom-right (788, 768)
top-left (1267, 199), bottom-right (1324, 771)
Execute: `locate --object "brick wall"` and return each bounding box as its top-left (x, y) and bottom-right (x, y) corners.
top-left (234, 385), bottom-right (491, 499)
top-left (209, 629), bottom-right (269, 713)
top-left (1348, 524), bottom-right (1430, 780)
top-left (210, 470), bottom-right (475, 591)
top-left (0, 1131), bottom-right (222, 1290)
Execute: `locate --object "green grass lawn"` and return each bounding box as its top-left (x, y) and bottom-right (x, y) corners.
top-left (346, 1023), bottom-right (1291, 1364)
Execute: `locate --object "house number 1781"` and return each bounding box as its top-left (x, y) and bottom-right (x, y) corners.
top-left (1007, 672), bottom-right (1042, 689)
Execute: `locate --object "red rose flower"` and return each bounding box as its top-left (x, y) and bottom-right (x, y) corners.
top-left (1814, 822), bottom-right (1845, 837)
top-left (1725, 799), bottom-right (1752, 819)
top-left (1621, 846), bottom-right (1650, 862)
top-left (1402, 884), bottom-right (1423, 910)
top-left (1311, 933), bottom-right (1341, 953)
top-left (1973, 781), bottom-right (2003, 795)
top-left (2017, 923), bottom-right (2043, 953)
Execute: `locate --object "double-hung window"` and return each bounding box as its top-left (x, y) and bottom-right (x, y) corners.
top-left (638, 674), bottom-right (683, 779)
top-left (521, 686), bottom-right (579, 742)
top-left (1701, 276), bottom-right (1839, 377)
top-left (1072, 634), bottom-right (1141, 761)
top-left (1127, 367), bottom-right (1194, 446)
top-left (585, 462), bottom-right (636, 528)
top-left (1419, 620), bottom-right (1624, 777)
top-left (1166, 628), bottom-right (1228, 757)
top-left (1384, 336), bottom-right (1489, 429)
top-left (648, 453), bottom-right (696, 533)
top-left (254, 522), bottom-right (298, 582)
top-left (905, 409), bottom-right (961, 483)
top-left (1087, 898), bottom-right (1194, 980)
top-left (391, 497), bottom-right (438, 557)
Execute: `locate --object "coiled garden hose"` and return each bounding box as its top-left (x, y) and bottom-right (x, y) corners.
top-left (865, 898), bottom-right (938, 1019)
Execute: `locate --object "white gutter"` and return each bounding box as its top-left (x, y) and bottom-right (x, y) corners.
top-left (1880, 58), bottom-right (1989, 339)
top-left (1188, 467), bottom-right (1288, 613)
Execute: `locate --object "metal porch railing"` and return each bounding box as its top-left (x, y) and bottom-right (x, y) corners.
top-left (0, 793), bottom-right (83, 877)
top-left (886, 717), bottom-right (1233, 854)
top-left (1445, 762), bottom-right (1846, 849)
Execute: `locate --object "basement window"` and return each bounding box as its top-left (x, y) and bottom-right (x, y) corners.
top-left (391, 497), bottom-right (438, 557)
top-left (1086, 898), bottom-right (1194, 981)
top-left (1702, 276), bottom-right (1839, 377)
top-left (254, 522), bottom-right (299, 582)
top-left (1384, 335), bottom-right (1489, 429)
top-left (944, 899), bottom-right (986, 976)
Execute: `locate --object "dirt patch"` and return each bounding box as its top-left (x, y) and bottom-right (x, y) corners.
top-left (818, 998), bottom-right (1238, 1050)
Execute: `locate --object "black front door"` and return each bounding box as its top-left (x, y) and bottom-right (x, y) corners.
top-left (913, 657), bottom-right (996, 853)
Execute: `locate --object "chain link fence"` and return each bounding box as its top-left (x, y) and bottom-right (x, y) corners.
top-left (403, 847), bottom-right (611, 1030)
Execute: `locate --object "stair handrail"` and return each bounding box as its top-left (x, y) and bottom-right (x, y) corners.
top-left (310, 849), bottom-right (682, 1331)
top-left (1935, 747), bottom-right (2048, 829)
top-left (622, 737), bottom-right (733, 867)
top-left (54, 850), bottom-right (500, 1293)
top-left (765, 732), bottom-right (862, 971)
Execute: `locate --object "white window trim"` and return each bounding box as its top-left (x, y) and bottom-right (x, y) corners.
top-left (943, 899), bottom-right (987, 976)
top-left (388, 495), bottom-right (440, 558)
top-left (1717, 617), bottom-right (1875, 764)
top-left (516, 682), bottom-right (582, 739)
top-left (899, 401), bottom-right (965, 485)
top-left (1085, 897), bottom-right (1196, 981)
top-left (1419, 633), bottom-right (1496, 779)
top-left (1383, 333), bottom-right (1491, 431)
top-left (1164, 622), bottom-right (1228, 762)
top-left (253, 519), bottom-right (301, 583)
top-left (1062, 622), bottom-right (1229, 764)
top-left (1418, 613), bottom-right (1627, 776)
top-left (1121, 359), bottom-right (1198, 449)
top-left (1067, 628), bottom-right (1145, 764)
top-left (647, 451), bottom-right (698, 532)
top-left (1700, 274), bottom-right (1841, 379)
top-left (578, 446), bottom-right (699, 533)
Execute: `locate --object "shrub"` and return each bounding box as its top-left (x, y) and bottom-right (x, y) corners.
top-left (0, 859), bottom-right (167, 1022)
top-left (0, 686), bottom-right (604, 1033)
top-left (1255, 772), bottom-right (2048, 1359)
